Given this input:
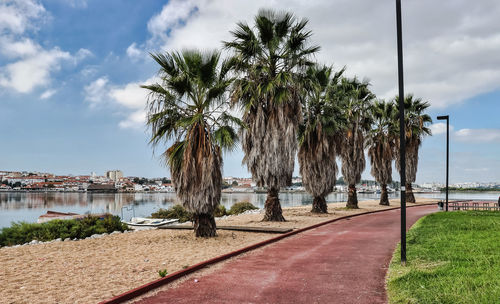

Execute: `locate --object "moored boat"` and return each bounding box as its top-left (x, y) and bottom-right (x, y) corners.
top-left (38, 210), bottom-right (108, 223)
top-left (358, 190), bottom-right (376, 194)
top-left (122, 217), bottom-right (179, 229)
top-left (38, 211), bottom-right (80, 223)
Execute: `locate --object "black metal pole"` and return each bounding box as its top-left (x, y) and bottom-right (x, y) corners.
top-left (446, 117), bottom-right (449, 211)
top-left (437, 115), bottom-right (450, 212)
top-left (396, 0), bottom-right (407, 265)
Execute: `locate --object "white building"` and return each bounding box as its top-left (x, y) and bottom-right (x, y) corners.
top-left (106, 170), bottom-right (123, 182)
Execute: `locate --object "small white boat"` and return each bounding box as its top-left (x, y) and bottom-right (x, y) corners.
top-left (358, 190), bottom-right (375, 194)
top-left (122, 217), bottom-right (179, 229)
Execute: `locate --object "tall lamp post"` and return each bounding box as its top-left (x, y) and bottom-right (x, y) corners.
top-left (395, 0), bottom-right (407, 265)
top-left (437, 115), bottom-right (449, 211)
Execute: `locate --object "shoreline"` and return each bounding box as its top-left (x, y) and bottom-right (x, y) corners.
top-left (3, 189), bottom-right (479, 194)
top-left (0, 198), bottom-right (437, 304)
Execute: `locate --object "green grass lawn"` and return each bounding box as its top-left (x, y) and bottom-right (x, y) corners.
top-left (387, 211), bottom-right (500, 304)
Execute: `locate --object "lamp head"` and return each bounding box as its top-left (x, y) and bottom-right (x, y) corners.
top-left (437, 115), bottom-right (449, 120)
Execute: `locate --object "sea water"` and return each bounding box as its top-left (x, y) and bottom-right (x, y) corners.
top-left (0, 191), bottom-right (498, 228)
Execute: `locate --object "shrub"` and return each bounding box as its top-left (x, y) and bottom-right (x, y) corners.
top-left (228, 202), bottom-right (258, 215)
top-left (151, 204), bottom-right (233, 221)
top-left (0, 214), bottom-right (128, 247)
top-left (214, 205), bottom-right (227, 217)
top-left (158, 269), bottom-right (168, 277)
top-left (151, 205), bottom-right (192, 223)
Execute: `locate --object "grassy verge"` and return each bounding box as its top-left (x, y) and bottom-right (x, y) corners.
top-left (387, 211), bottom-right (500, 304)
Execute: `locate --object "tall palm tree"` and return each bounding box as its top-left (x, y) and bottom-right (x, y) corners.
top-left (225, 9), bottom-right (319, 221)
top-left (395, 94), bottom-right (432, 203)
top-left (298, 65), bottom-right (345, 213)
top-left (336, 77), bottom-right (375, 209)
top-left (366, 100), bottom-right (398, 206)
top-left (142, 50), bottom-right (241, 237)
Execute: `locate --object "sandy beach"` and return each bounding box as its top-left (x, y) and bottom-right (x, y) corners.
top-left (0, 198), bottom-right (436, 304)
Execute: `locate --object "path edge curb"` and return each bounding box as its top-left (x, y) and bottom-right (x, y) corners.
top-left (99, 202), bottom-right (437, 304)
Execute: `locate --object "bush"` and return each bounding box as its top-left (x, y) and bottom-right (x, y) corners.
top-left (158, 269), bottom-right (168, 277)
top-left (228, 202), bottom-right (258, 215)
top-left (0, 214), bottom-right (128, 247)
top-left (150, 203), bottom-right (255, 222)
top-left (214, 205), bottom-right (227, 217)
top-left (151, 205), bottom-right (192, 223)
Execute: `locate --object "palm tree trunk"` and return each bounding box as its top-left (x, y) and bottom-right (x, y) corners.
top-left (263, 187), bottom-right (285, 221)
top-left (379, 184), bottom-right (389, 206)
top-left (346, 184), bottom-right (359, 209)
top-left (406, 183), bottom-right (416, 203)
top-left (193, 213), bottom-right (217, 237)
top-left (311, 196), bottom-right (328, 213)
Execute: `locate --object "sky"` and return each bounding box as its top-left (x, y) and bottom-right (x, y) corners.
top-left (1, 0), bottom-right (500, 184)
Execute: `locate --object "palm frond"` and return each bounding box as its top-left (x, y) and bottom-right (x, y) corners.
top-left (214, 125), bottom-right (239, 152)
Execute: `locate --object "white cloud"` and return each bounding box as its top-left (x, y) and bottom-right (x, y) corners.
top-left (0, 47), bottom-right (71, 93)
top-left (65, 0), bottom-right (87, 9)
top-left (126, 42), bottom-right (142, 60)
top-left (430, 123), bottom-right (454, 135)
top-left (454, 128), bottom-right (500, 143)
top-left (0, 37), bottom-right (39, 58)
top-left (464, 167), bottom-right (489, 172)
top-left (110, 76), bottom-right (158, 129)
top-left (84, 76), bottom-right (109, 106)
top-left (144, 0), bottom-right (500, 110)
top-left (84, 76), bottom-right (158, 128)
top-left (109, 80), bottom-right (150, 110)
top-left (40, 89), bottom-right (56, 99)
top-left (431, 123), bottom-right (500, 142)
top-left (80, 65), bottom-right (98, 78)
top-left (147, 0), bottom-right (200, 44)
top-left (0, 0), bottom-right (90, 94)
top-left (0, 0), bottom-right (46, 35)
top-left (75, 48), bottom-right (92, 61)
top-left (118, 110), bottom-right (147, 129)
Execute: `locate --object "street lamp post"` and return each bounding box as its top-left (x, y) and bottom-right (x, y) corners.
top-left (437, 115), bottom-right (449, 211)
top-left (395, 0), bottom-right (407, 265)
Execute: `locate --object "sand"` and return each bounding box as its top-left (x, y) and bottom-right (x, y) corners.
top-left (0, 198), bottom-right (436, 304)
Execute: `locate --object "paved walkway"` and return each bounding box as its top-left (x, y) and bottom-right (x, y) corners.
top-left (135, 205), bottom-right (437, 304)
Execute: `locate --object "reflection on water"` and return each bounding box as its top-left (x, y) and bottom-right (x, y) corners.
top-left (0, 192), bottom-right (179, 228)
top-left (1, 191), bottom-right (498, 228)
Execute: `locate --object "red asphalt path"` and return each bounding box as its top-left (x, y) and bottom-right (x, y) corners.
top-left (134, 205), bottom-right (437, 304)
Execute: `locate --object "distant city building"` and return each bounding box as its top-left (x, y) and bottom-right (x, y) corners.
top-left (106, 170), bottom-right (123, 181)
top-left (421, 182), bottom-right (444, 189)
top-left (223, 177), bottom-right (255, 187)
top-left (87, 183), bottom-right (116, 192)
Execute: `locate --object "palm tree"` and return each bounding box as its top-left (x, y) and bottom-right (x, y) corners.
top-left (225, 9), bottom-right (319, 221)
top-left (142, 50), bottom-right (241, 237)
top-left (366, 100), bottom-right (397, 206)
top-left (336, 77), bottom-right (375, 209)
top-left (298, 65), bottom-right (345, 213)
top-left (394, 94), bottom-right (432, 203)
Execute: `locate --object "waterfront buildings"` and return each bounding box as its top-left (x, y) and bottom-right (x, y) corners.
top-left (1, 170), bottom-right (498, 193)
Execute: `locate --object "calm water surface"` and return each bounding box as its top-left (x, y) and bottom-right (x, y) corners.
top-left (0, 191), bottom-right (498, 228)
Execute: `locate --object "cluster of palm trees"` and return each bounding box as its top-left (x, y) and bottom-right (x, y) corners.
top-left (143, 9), bottom-right (432, 237)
